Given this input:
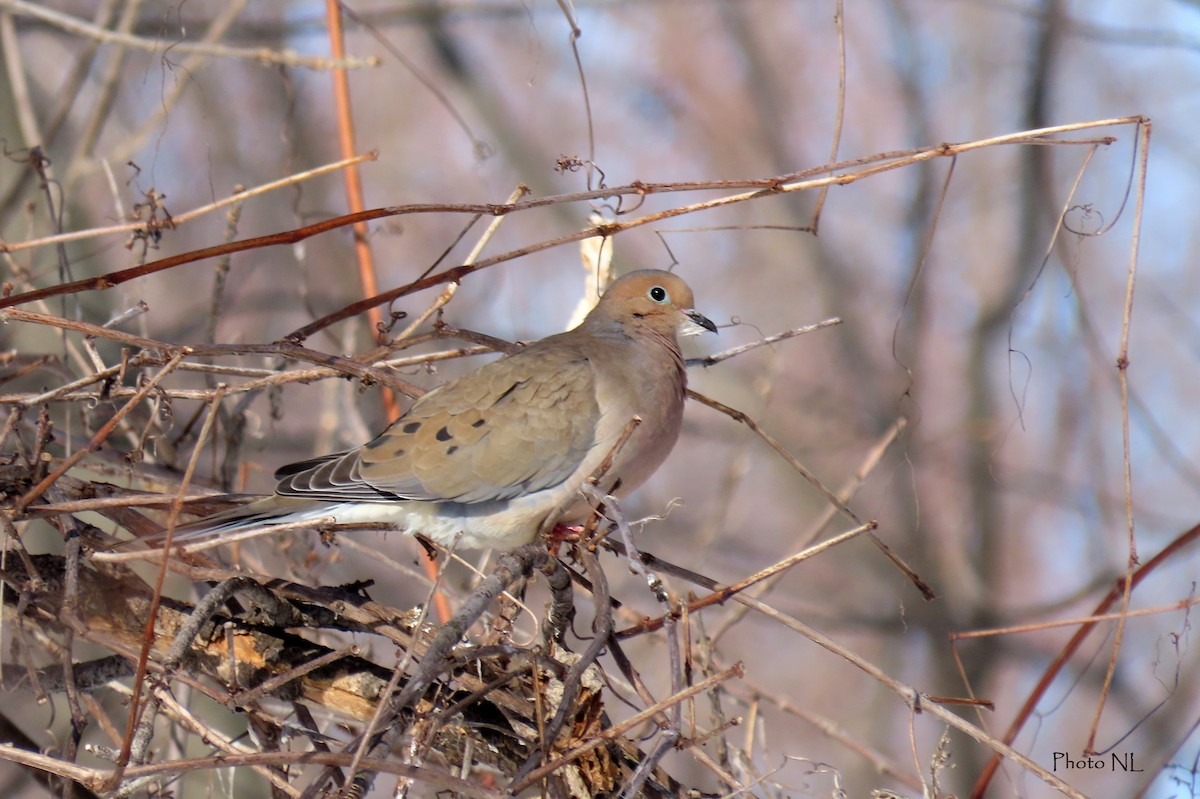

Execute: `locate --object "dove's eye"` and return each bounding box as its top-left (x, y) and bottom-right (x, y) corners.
top-left (648, 286), bottom-right (668, 303)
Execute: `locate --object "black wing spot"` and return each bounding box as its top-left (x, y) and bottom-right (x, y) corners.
top-left (436, 426), bottom-right (453, 441)
top-left (403, 421), bottom-right (422, 434)
top-left (446, 445), bottom-right (459, 455)
top-left (472, 418), bottom-right (486, 428)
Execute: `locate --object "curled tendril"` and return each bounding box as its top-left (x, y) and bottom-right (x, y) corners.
top-left (1062, 203), bottom-right (1105, 237)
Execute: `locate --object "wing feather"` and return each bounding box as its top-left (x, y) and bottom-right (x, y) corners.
top-left (274, 339), bottom-right (599, 505)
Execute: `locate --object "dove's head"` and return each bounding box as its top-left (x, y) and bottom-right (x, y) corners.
top-left (588, 270), bottom-right (717, 340)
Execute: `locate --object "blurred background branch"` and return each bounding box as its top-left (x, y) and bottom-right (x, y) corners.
top-left (0, 2), bottom-right (1196, 798)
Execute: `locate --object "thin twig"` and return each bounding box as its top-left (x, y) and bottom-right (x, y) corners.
top-left (2, 152), bottom-right (377, 255)
top-left (0, 117), bottom-right (1140, 313)
top-left (688, 388), bottom-right (935, 600)
top-left (808, 0), bottom-right (846, 233)
top-left (1085, 116), bottom-right (1150, 755)
top-left (686, 318), bottom-right (842, 368)
top-left (509, 662), bottom-right (745, 792)
top-left (0, 0), bottom-right (379, 69)
top-left (12, 352), bottom-right (186, 513)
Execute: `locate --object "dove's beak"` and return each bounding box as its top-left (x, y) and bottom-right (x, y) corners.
top-left (680, 308), bottom-right (718, 337)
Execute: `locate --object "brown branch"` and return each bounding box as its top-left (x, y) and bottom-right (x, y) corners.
top-left (508, 662), bottom-right (745, 793)
top-left (688, 388), bottom-right (936, 600)
top-left (12, 352), bottom-right (186, 513)
top-left (614, 522), bottom-right (876, 639)
top-left (0, 0), bottom-right (380, 70)
top-left (971, 519), bottom-right (1200, 798)
top-left (0, 308), bottom-right (426, 396)
top-left (2, 118), bottom-right (1138, 316)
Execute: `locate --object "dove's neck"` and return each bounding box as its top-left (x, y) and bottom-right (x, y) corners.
top-left (584, 317), bottom-right (683, 364)
top-left (640, 327), bottom-right (686, 376)
top-left (613, 321), bottom-right (687, 396)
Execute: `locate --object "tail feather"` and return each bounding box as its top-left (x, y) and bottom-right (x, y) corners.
top-left (123, 497), bottom-right (340, 551)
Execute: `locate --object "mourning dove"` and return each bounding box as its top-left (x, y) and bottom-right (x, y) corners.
top-left (165, 270), bottom-right (716, 550)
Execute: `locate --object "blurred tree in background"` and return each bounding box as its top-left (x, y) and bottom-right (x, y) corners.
top-left (1, 2), bottom-right (1197, 798)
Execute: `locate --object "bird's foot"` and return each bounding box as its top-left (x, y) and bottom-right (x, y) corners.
top-left (546, 523), bottom-right (585, 555)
